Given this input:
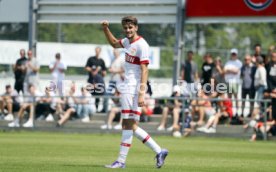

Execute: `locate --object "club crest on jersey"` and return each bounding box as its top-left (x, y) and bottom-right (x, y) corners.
top-left (130, 48), bottom-right (137, 56)
top-left (244, 0), bottom-right (273, 11)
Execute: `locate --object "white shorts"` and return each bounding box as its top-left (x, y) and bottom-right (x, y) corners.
top-left (121, 94), bottom-right (141, 121)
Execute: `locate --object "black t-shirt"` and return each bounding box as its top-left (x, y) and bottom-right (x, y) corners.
top-left (85, 56), bottom-right (107, 84)
top-left (14, 57), bottom-right (27, 82)
top-left (201, 62), bottom-right (215, 85)
top-left (85, 56), bottom-right (106, 74)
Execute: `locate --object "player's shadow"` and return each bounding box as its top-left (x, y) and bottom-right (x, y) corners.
top-left (62, 164), bottom-right (104, 168)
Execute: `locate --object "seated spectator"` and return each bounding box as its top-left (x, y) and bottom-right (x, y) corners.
top-left (191, 89), bottom-right (215, 126)
top-left (76, 87), bottom-right (93, 123)
top-left (197, 92), bottom-right (232, 133)
top-left (181, 108), bottom-right (193, 137)
top-left (56, 82), bottom-right (78, 127)
top-left (101, 82), bottom-right (123, 130)
top-left (157, 85), bottom-right (182, 131)
top-left (0, 85), bottom-right (20, 121)
top-left (8, 84), bottom-right (42, 128)
top-left (35, 87), bottom-right (56, 120)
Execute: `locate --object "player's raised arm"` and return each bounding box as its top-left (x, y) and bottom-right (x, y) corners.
top-left (101, 20), bottom-right (122, 48)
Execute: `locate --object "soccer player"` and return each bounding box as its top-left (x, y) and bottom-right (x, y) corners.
top-left (101, 16), bottom-right (168, 169)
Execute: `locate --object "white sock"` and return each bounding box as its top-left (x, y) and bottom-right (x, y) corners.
top-left (134, 127), bottom-right (161, 154)
top-left (117, 130), bottom-right (133, 163)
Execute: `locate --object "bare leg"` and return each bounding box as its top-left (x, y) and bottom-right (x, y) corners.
top-left (159, 107), bottom-right (169, 128)
top-left (172, 107), bottom-right (180, 129)
top-left (58, 108), bottom-right (75, 125)
top-left (107, 107), bottom-right (119, 126)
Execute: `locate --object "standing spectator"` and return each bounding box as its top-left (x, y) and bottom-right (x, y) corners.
top-left (254, 56), bottom-right (267, 110)
top-left (49, 53), bottom-right (67, 96)
top-left (85, 47), bottom-right (107, 112)
top-left (267, 51), bottom-right (276, 124)
top-left (241, 55), bottom-right (256, 117)
top-left (13, 49), bottom-right (27, 94)
top-left (24, 50), bottom-right (40, 93)
top-left (201, 53), bottom-right (215, 94)
top-left (252, 44), bottom-right (266, 64)
top-left (211, 57), bottom-right (226, 87)
top-left (181, 51), bottom-right (199, 95)
top-left (224, 48), bottom-right (242, 115)
top-left (0, 85), bottom-right (20, 121)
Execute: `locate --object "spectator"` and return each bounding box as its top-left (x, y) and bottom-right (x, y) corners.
top-left (0, 85), bottom-right (20, 121)
top-left (267, 50), bottom-right (276, 124)
top-left (240, 55), bottom-right (256, 117)
top-left (254, 56), bottom-right (267, 110)
top-left (201, 53), bottom-right (215, 94)
top-left (103, 49), bottom-right (124, 112)
top-left (181, 51), bottom-right (199, 95)
top-left (56, 82), bottom-right (78, 127)
top-left (49, 53), bottom-right (67, 96)
top-left (35, 87), bottom-right (56, 121)
top-left (24, 50), bottom-right (40, 93)
top-left (252, 44), bottom-right (266, 64)
top-left (197, 92), bottom-right (232, 133)
top-left (182, 108), bottom-right (193, 137)
top-left (8, 84), bottom-right (42, 128)
top-left (224, 48), bottom-right (242, 115)
top-left (211, 56), bottom-right (226, 90)
top-left (13, 49), bottom-right (27, 94)
top-left (76, 87), bottom-right (93, 123)
top-left (192, 88), bottom-right (216, 126)
top-left (157, 85), bottom-right (182, 131)
top-left (85, 47), bottom-right (107, 112)
top-left (101, 87), bottom-right (122, 130)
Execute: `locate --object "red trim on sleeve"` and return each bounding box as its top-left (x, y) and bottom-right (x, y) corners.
top-left (140, 60), bottom-right (149, 64)
top-left (119, 39), bottom-right (124, 48)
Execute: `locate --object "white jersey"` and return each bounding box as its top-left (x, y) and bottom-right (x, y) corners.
top-left (119, 36), bottom-right (150, 94)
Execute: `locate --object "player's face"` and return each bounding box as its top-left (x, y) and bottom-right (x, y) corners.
top-left (122, 23), bottom-right (138, 39)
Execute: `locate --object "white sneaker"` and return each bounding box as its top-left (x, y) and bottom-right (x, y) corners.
top-left (196, 126), bottom-right (207, 132)
top-left (205, 127), bottom-right (216, 133)
top-left (166, 126), bottom-right (173, 131)
top-left (81, 116), bottom-right (90, 123)
top-left (113, 124), bottom-right (122, 130)
top-left (157, 126), bottom-right (165, 131)
top-left (45, 114), bottom-right (54, 122)
top-left (23, 120), bottom-right (34, 128)
top-left (101, 124), bottom-right (112, 130)
top-left (8, 121), bottom-right (20, 127)
top-left (172, 131), bottom-right (182, 138)
top-left (4, 114), bottom-right (14, 121)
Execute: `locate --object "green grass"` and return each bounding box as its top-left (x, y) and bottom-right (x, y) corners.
top-left (0, 131), bottom-right (276, 172)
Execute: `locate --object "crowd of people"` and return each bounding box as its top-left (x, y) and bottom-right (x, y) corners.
top-left (0, 44), bottom-right (276, 140)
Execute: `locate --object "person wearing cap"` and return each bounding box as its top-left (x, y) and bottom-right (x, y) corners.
top-left (157, 85), bottom-right (183, 132)
top-left (254, 56), bottom-right (267, 110)
top-left (224, 48), bottom-right (242, 115)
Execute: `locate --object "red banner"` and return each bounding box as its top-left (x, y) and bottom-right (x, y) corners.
top-left (186, 0), bottom-right (276, 17)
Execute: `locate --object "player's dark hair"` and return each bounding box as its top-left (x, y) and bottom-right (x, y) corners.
top-left (121, 16), bottom-right (138, 26)
top-left (254, 43), bottom-right (261, 48)
top-left (187, 50), bottom-right (193, 54)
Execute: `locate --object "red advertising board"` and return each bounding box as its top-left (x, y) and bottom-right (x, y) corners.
top-left (186, 0), bottom-right (276, 23)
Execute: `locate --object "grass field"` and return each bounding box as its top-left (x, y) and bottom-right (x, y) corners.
top-left (0, 131), bottom-right (276, 172)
